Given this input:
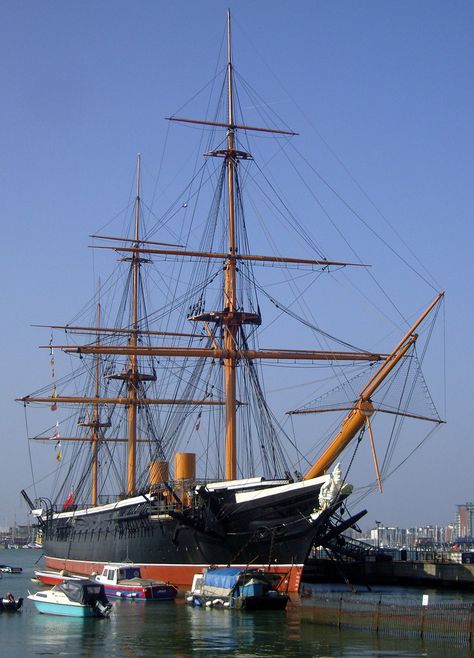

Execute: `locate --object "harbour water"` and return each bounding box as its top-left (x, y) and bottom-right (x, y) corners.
top-left (1, 550), bottom-right (473, 657)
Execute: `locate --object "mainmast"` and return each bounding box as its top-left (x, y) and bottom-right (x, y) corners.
top-left (223, 10), bottom-right (238, 480)
top-left (126, 154), bottom-right (141, 494)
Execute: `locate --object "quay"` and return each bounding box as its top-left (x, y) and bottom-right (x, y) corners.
top-left (305, 557), bottom-right (474, 589)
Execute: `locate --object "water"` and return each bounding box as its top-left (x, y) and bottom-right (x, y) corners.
top-left (1, 550), bottom-right (473, 657)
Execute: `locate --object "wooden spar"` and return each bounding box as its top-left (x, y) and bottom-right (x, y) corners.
top-left (30, 437), bottom-right (151, 443)
top-left (224, 9), bottom-right (237, 480)
top-left (288, 406), bottom-right (444, 424)
top-left (32, 324), bottom-right (201, 339)
top-left (303, 293), bottom-right (444, 480)
top-left (303, 339), bottom-right (414, 480)
top-left (367, 415), bottom-right (382, 493)
top-left (90, 234), bottom-right (185, 248)
top-left (60, 345), bottom-right (382, 361)
top-left (359, 292), bottom-right (444, 401)
top-left (91, 244), bottom-right (368, 268)
top-left (166, 116), bottom-right (297, 136)
top-left (18, 396), bottom-right (226, 406)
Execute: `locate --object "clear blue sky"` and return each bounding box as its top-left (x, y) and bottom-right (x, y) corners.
top-left (1, 1), bottom-right (472, 530)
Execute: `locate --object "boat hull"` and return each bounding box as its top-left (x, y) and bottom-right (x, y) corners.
top-left (28, 597), bottom-right (99, 618)
top-left (101, 582), bottom-right (177, 600)
top-left (187, 593), bottom-right (289, 610)
top-left (34, 570), bottom-right (87, 586)
top-left (40, 477), bottom-right (351, 593)
top-left (42, 511), bottom-right (310, 593)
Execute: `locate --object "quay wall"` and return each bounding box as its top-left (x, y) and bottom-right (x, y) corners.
top-left (304, 559), bottom-right (474, 588)
top-left (364, 560), bottom-right (474, 586)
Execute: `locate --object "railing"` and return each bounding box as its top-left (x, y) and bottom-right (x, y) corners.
top-left (37, 479), bottom-right (218, 518)
top-left (301, 592), bottom-right (474, 644)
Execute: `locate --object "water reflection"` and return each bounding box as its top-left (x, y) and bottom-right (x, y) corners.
top-left (4, 553), bottom-right (474, 658)
top-left (27, 612), bottom-right (107, 657)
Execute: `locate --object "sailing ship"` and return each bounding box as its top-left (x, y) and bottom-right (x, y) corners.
top-left (18, 13), bottom-right (444, 593)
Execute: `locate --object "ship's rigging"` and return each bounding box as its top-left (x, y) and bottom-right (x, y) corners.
top-left (19, 11), bottom-right (444, 521)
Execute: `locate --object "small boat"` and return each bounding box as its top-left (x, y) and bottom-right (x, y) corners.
top-left (95, 564), bottom-right (177, 600)
top-left (34, 569), bottom-right (86, 586)
top-left (185, 567), bottom-right (289, 610)
top-left (28, 579), bottom-right (112, 618)
top-left (0, 565), bottom-right (22, 574)
top-left (0, 593), bottom-right (23, 612)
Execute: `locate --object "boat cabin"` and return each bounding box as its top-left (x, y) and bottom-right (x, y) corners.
top-left (98, 565), bottom-right (142, 586)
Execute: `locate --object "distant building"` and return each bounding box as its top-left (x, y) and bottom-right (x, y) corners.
top-left (455, 502), bottom-right (474, 538)
top-left (444, 524), bottom-right (454, 543)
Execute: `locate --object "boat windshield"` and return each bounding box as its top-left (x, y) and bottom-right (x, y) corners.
top-left (117, 567), bottom-right (141, 581)
top-left (58, 580), bottom-right (108, 605)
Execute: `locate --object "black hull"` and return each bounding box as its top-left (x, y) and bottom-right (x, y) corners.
top-left (44, 512), bottom-right (314, 569)
top-left (40, 479), bottom-right (358, 592)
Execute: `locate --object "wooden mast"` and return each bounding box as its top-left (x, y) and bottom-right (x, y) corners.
top-left (91, 293), bottom-right (101, 505)
top-left (127, 154), bottom-right (141, 494)
top-left (224, 10), bottom-right (238, 480)
top-left (75, 285), bottom-right (111, 506)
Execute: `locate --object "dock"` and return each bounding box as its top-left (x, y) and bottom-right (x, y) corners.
top-left (304, 557), bottom-right (474, 589)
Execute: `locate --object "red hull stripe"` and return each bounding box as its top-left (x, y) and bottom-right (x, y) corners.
top-left (37, 574), bottom-right (64, 585)
top-left (44, 556), bottom-right (304, 593)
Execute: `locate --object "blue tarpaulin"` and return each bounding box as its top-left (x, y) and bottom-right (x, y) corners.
top-left (203, 568), bottom-right (242, 590)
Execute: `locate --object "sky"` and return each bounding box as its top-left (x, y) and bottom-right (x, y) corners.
top-left (0, 1), bottom-right (472, 531)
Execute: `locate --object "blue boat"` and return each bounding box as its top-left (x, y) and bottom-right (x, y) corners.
top-left (28, 579), bottom-right (112, 618)
top-left (185, 567), bottom-right (289, 610)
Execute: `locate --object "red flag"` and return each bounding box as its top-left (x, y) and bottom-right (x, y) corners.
top-left (63, 491), bottom-right (75, 510)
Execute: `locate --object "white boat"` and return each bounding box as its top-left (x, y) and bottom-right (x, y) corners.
top-left (0, 565), bottom-right (22, 574)
top-left (34, 569), bottom-right (86, 586)
top-left (28, 579), bottom-right (112, 618)
top-left (95, 564), bottom-right (177, 600)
